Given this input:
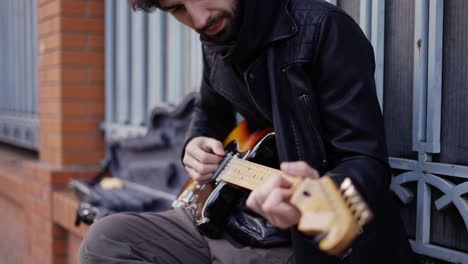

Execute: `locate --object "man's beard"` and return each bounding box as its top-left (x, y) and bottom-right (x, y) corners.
top-left (198, 0), bottom-right (243, 43)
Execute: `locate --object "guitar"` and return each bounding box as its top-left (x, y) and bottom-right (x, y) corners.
top-left (173, 121), bottom-right (373, 256)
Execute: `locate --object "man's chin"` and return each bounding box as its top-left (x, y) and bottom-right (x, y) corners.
top-left (201, 29), bottom-right (236, 44)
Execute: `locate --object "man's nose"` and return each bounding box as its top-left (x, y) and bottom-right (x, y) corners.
top-left (186, 4), bottom-right (210, 31)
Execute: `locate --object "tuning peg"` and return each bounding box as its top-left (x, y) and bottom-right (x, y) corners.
top-left (340, 178), bottom-right (353, 190)
top-left (350, 202), bottom-right (367, 216)
top-left (348, 195), bottom-right (362, 205)
top-left (343, 185), bottom-right (357, 198)
top-left (357, 209), bottom-right (373, 226)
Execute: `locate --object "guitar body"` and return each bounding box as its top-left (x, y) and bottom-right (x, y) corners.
top-left (173, 121), bottom-right (278, 238)
top-left (173, 121), bottom-right (373, 255)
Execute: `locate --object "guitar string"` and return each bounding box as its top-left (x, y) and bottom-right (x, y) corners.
top-left (220, 158), bottom-right (292, 190)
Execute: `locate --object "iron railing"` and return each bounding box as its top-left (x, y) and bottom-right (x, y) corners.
top-left (103, 0), bottom-right (202, 140)
top-left (0, 0), bottom-right (39, 150)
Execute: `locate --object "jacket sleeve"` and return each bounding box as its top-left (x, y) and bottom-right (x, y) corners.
top-left (182, 47), bottom-right (237, 161)
top-left (313, 10), bottom-right (391, 207)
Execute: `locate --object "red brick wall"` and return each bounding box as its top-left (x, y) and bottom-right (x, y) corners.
top-left (0, 1), bottom-right (105, 263)
top-left (0, 192), bottom-right (27, 263)
top-left (38, 0), bottom-right (105, 166)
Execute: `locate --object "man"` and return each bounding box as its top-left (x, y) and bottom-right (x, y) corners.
top-left (79, 0), bottom-right (416, 263)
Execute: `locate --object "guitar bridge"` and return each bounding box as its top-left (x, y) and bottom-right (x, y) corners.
top-left (172, 189), bottom-right (198, 209)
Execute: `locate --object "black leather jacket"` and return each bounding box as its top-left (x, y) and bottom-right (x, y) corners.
top-left (185, 0), bottom-right (415, 263)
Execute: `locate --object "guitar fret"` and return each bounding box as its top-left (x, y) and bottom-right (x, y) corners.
top-left (219, 158), bottom-right (288, 191)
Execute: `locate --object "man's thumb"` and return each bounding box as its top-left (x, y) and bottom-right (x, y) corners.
top-left (205, 139), bottom-right (225, 156)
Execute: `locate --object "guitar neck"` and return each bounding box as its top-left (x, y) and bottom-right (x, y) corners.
top-left (218, 158), bottom-right (300, 190)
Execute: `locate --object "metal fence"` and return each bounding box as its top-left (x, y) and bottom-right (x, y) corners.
top-left (104, 0), bottom-right (468, 262)
top-left (334, 0), bottom-right (468, 262)
top-left (0, 0), bottom-right (39, 150)
top-left (103, 0), bottom-right (202, 140)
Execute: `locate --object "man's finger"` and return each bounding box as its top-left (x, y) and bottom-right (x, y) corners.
top-left (187, 147), bottom-right (224, 165)
top-left (183, 155), bottom-right (219, 175)
top-left (254, 175), bottom-right (290, 202)
top-left (261, 188), bottom-right (300, 229)
top-left (246, 176), bottom-right (292, 214)
top-left (186, 166), bottom-right (212, 183)
top-left (261, 188), bottom-right (293, 214)
top-left (199, 138), bottom-right (225, 156)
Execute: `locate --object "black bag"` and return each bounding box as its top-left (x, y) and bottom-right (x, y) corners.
top-left (70, 93), bottom-right (198, 226)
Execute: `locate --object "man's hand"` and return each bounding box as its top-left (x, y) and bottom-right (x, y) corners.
top-left (183, 137), bottom-right (225, 183)
top-left (246, 161), bottom-right (320, 229)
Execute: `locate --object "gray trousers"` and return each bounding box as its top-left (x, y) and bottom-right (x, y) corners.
top-left (79, 208), bottom-right (295, 264)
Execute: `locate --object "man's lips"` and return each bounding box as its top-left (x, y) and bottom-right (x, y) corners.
top-left (204, 18), bottom-right (225, 36)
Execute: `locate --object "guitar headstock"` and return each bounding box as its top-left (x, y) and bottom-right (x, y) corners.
top-left (289, 176), bottom-right (373, 256)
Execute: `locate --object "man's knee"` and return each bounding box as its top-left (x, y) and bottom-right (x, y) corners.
top-left (79, 213), bottom-right (138, 261)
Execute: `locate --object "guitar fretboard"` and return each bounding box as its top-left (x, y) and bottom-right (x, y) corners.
top-left (218, 158), bottom-right (300, 190)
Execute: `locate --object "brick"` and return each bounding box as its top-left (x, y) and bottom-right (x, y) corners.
top-left (87, 35), bottom-right (104, 50)
top-left (88, 66), bottom-right (104, 81)
top-left (61, 1), bottom-right (87, 16)
top-left (40, 150), bottom-right (56, 166)
top-left (53, 239), bottom-right (68, 256)
top-left (88, 101), bottom-right (105, 116)
top-left (41, 34), bottom-right (61, 51)
top-left (39, 86), bottom-right (61, 99)
top-left (25, 180), bottom-right (51, 202)
top-left (41, 33), bottom-right (89, 51)
top-left (86, 135), bottom-right (105, 151)
top-left (62, 85), bottom-right (104, 99)
top-left (39, 68), bottom-right (60, 83)
top-left (0, 169), bottom-right (25, 205)
top-left (40, 52), bottom-right (61, 67)
top-left (61, 150), bottom-right (104, 166)
top-left (40, 85), bottom-right (104, 100)
top-left (22, 161), bottom-right (39, 179)
top-left (39, 0), bottom-right (55, 8)
top-left (47, 134), bottom-right (96, 151)
top-left (41, 118), bottom-right (102, 134)
top-left (35, 165), bottom-right (77, 185)
top-left (62, 34), bottom-right (88, 50)
top-left (67, 234), bottom-right (83, 263)
top-left (27, 195), bottom-right (53, 218)
top-left (38, 1), bottom-right (60, 22)
top-left (61, 17), bottom-right (104, 33)
top-left (60, 67), bottom-right (89, 83)
top-left (30, 243), bottom-right (52, 264)
top-left (40, 67), bottom-right (88, 84)
top-left (39, 100), bottom-right (58, 116)
top-left (87, 1), bottom-right (104, 17)
top-left (38, 17), bottom-right (60, 37)
top-left (62, 51), bottom-right (104, 66)
top-left (41, 51), bottom-right (104, 67)
top-left (42, 101), bottom-right (91, 118)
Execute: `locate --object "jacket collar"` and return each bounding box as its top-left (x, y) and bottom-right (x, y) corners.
top-left (204, 0), bottom-right (297, 71)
